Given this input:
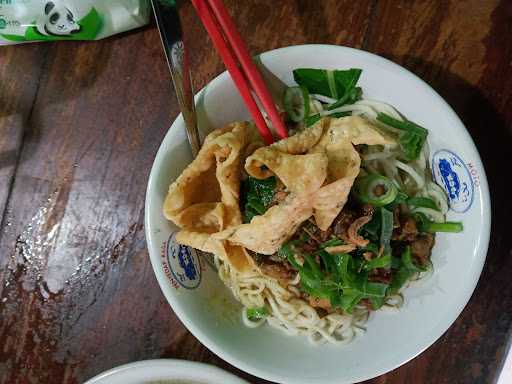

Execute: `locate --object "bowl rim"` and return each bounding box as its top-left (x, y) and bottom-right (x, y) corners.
top-left (145, 44), bottom-right (491, 384)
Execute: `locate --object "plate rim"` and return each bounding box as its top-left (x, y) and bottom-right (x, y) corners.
top-left (84, 358), bottom-right (249, 384)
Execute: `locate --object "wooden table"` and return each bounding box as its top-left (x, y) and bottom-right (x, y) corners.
top-left (1, 1), bottom-right (511, 383)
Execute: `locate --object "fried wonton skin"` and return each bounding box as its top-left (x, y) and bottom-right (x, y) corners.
top-left (163, 122), bottom-right (263, 274)
top-left (309, 116), bottom-right (395, 229)
top-left (163, 116), bottom-right (395, 272)
top-left (218, 116), bottom-right (395, 254)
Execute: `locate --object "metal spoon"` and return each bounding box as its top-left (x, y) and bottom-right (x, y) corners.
top-left (151, 0), bottom-right (201, 157)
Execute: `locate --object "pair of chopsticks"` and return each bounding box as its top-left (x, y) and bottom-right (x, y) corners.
top-left (190, 0), bottom-right (287, 144)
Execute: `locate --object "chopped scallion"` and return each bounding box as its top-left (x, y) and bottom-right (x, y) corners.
top-left (246, 307), bottom-right (268, 321)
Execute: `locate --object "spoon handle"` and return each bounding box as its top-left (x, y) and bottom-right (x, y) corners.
top-left (151, 0), bottom-right (201, 157)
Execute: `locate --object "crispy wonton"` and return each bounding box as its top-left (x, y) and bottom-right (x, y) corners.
top-left (163, 122), bottom-right (263, 274)
top-left (164, 116), bottom-right (395, 273)
top-left (216, 116), bottom-right (395, 254)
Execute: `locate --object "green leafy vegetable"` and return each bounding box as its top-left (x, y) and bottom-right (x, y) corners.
top-left (299, 269), bottom-right (330, 298)
top-left (407, 196), bottom-right (439, 211)
top-left (294, 68), bottom-right (363, 126)
top-left (286, 249), bottom-right (303, 270)
top-left (303, 254), bottom-right (323, 279)
top-left (304, 113), bottom-right (322, 127)
top-left (281, 214), bottom-right (399, 313)
top-left (414, 213), bottom-right (463, 233)
top-left (360, 209), bottom-right (382, 243)
top-left (389, 265), bottom-right (412, 294)
top-left (293, 68), bottom-right (362, 99)
top-left (401, 246), bottom-right (428, 272)
top-left (391, 256), bottom-right (402, 269)
top-left (377, 112), bottom-right (428, 161)
top-left (360, 281), bottom-right (389, 297)
top-left (363, 254), bottom-right (392, 271)
top-left (332, 253), bottom-right (352, 284)
top-left (380, 207), bottom-right (394, 256)
top-left (278, 243), bottom-right (295, 259)
top-left (389, 246), bottom-right (428, 294)
top-left (396, 191), bottom-right (409, 204)
top-left (339, 290), bottom-right (364, 312)
top-left (240, 176), bottom-right (276, 223)
top-left (292, 251), bottom-right (390, 313)
top-left (304, 111), bottom-right (351, 127)
top-left (327, 86), bottom-right (362, 110)
top-left (424, 221), bottom-right (464, 232)
top-left (319, 238), bottom-right (344, 249)
top-left (370, 296), bottom-right (385, 310)
top-left (318, 250), bottom-right (336, 276)
top-left (364, 242), bottom-right (380, 254)
top-left (327, 70), bottom-right (338, 99)
top-left (360, 207), bottom-right (394, 264)
top-left (376, 112), bottom-right (428, 136)
top-left (246, 307), bottom-right (268, 321)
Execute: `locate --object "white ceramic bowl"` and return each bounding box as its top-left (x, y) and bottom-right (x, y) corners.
top-left (145, 45), bottom-right (491, 384)
top-left (84, 359), bottom-right (249, 384)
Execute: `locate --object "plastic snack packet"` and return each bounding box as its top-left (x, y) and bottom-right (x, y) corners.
top-left (0, 0), bottom-right (150, 45)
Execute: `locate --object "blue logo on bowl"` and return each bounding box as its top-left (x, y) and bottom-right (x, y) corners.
top-left (166, 232), bottom-right (201, 289)
top-left (432, 149), bottom-right (474, 213)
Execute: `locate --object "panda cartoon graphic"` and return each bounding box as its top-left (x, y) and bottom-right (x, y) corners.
top-left (37, 1), bottom-right (81, 36)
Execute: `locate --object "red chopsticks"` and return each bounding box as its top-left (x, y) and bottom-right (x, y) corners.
top-left (190, 0), bottom-right (288, 144)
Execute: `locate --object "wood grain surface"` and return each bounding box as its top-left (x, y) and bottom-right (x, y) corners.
top-left (1, 1), bottom-right (511, 383)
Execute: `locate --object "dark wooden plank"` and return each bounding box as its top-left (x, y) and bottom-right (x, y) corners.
top-left (362, 1), bottom-right (512, 383)
top-left (179, 0), bottom-right (376, 90)
top-left (0, 44), bottom-right (48, 228)
top-left (3, 1), bottom-right (510, 384)
top-left (0, 2), bottom-right (375, 383)
top-left (0, 28), bottom-right (178, 383)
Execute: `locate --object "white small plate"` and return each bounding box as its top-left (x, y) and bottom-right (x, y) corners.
top-left (84, 359), bottom-right (249, 384)
top-left (145, 44), bottom-right (491, 384)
